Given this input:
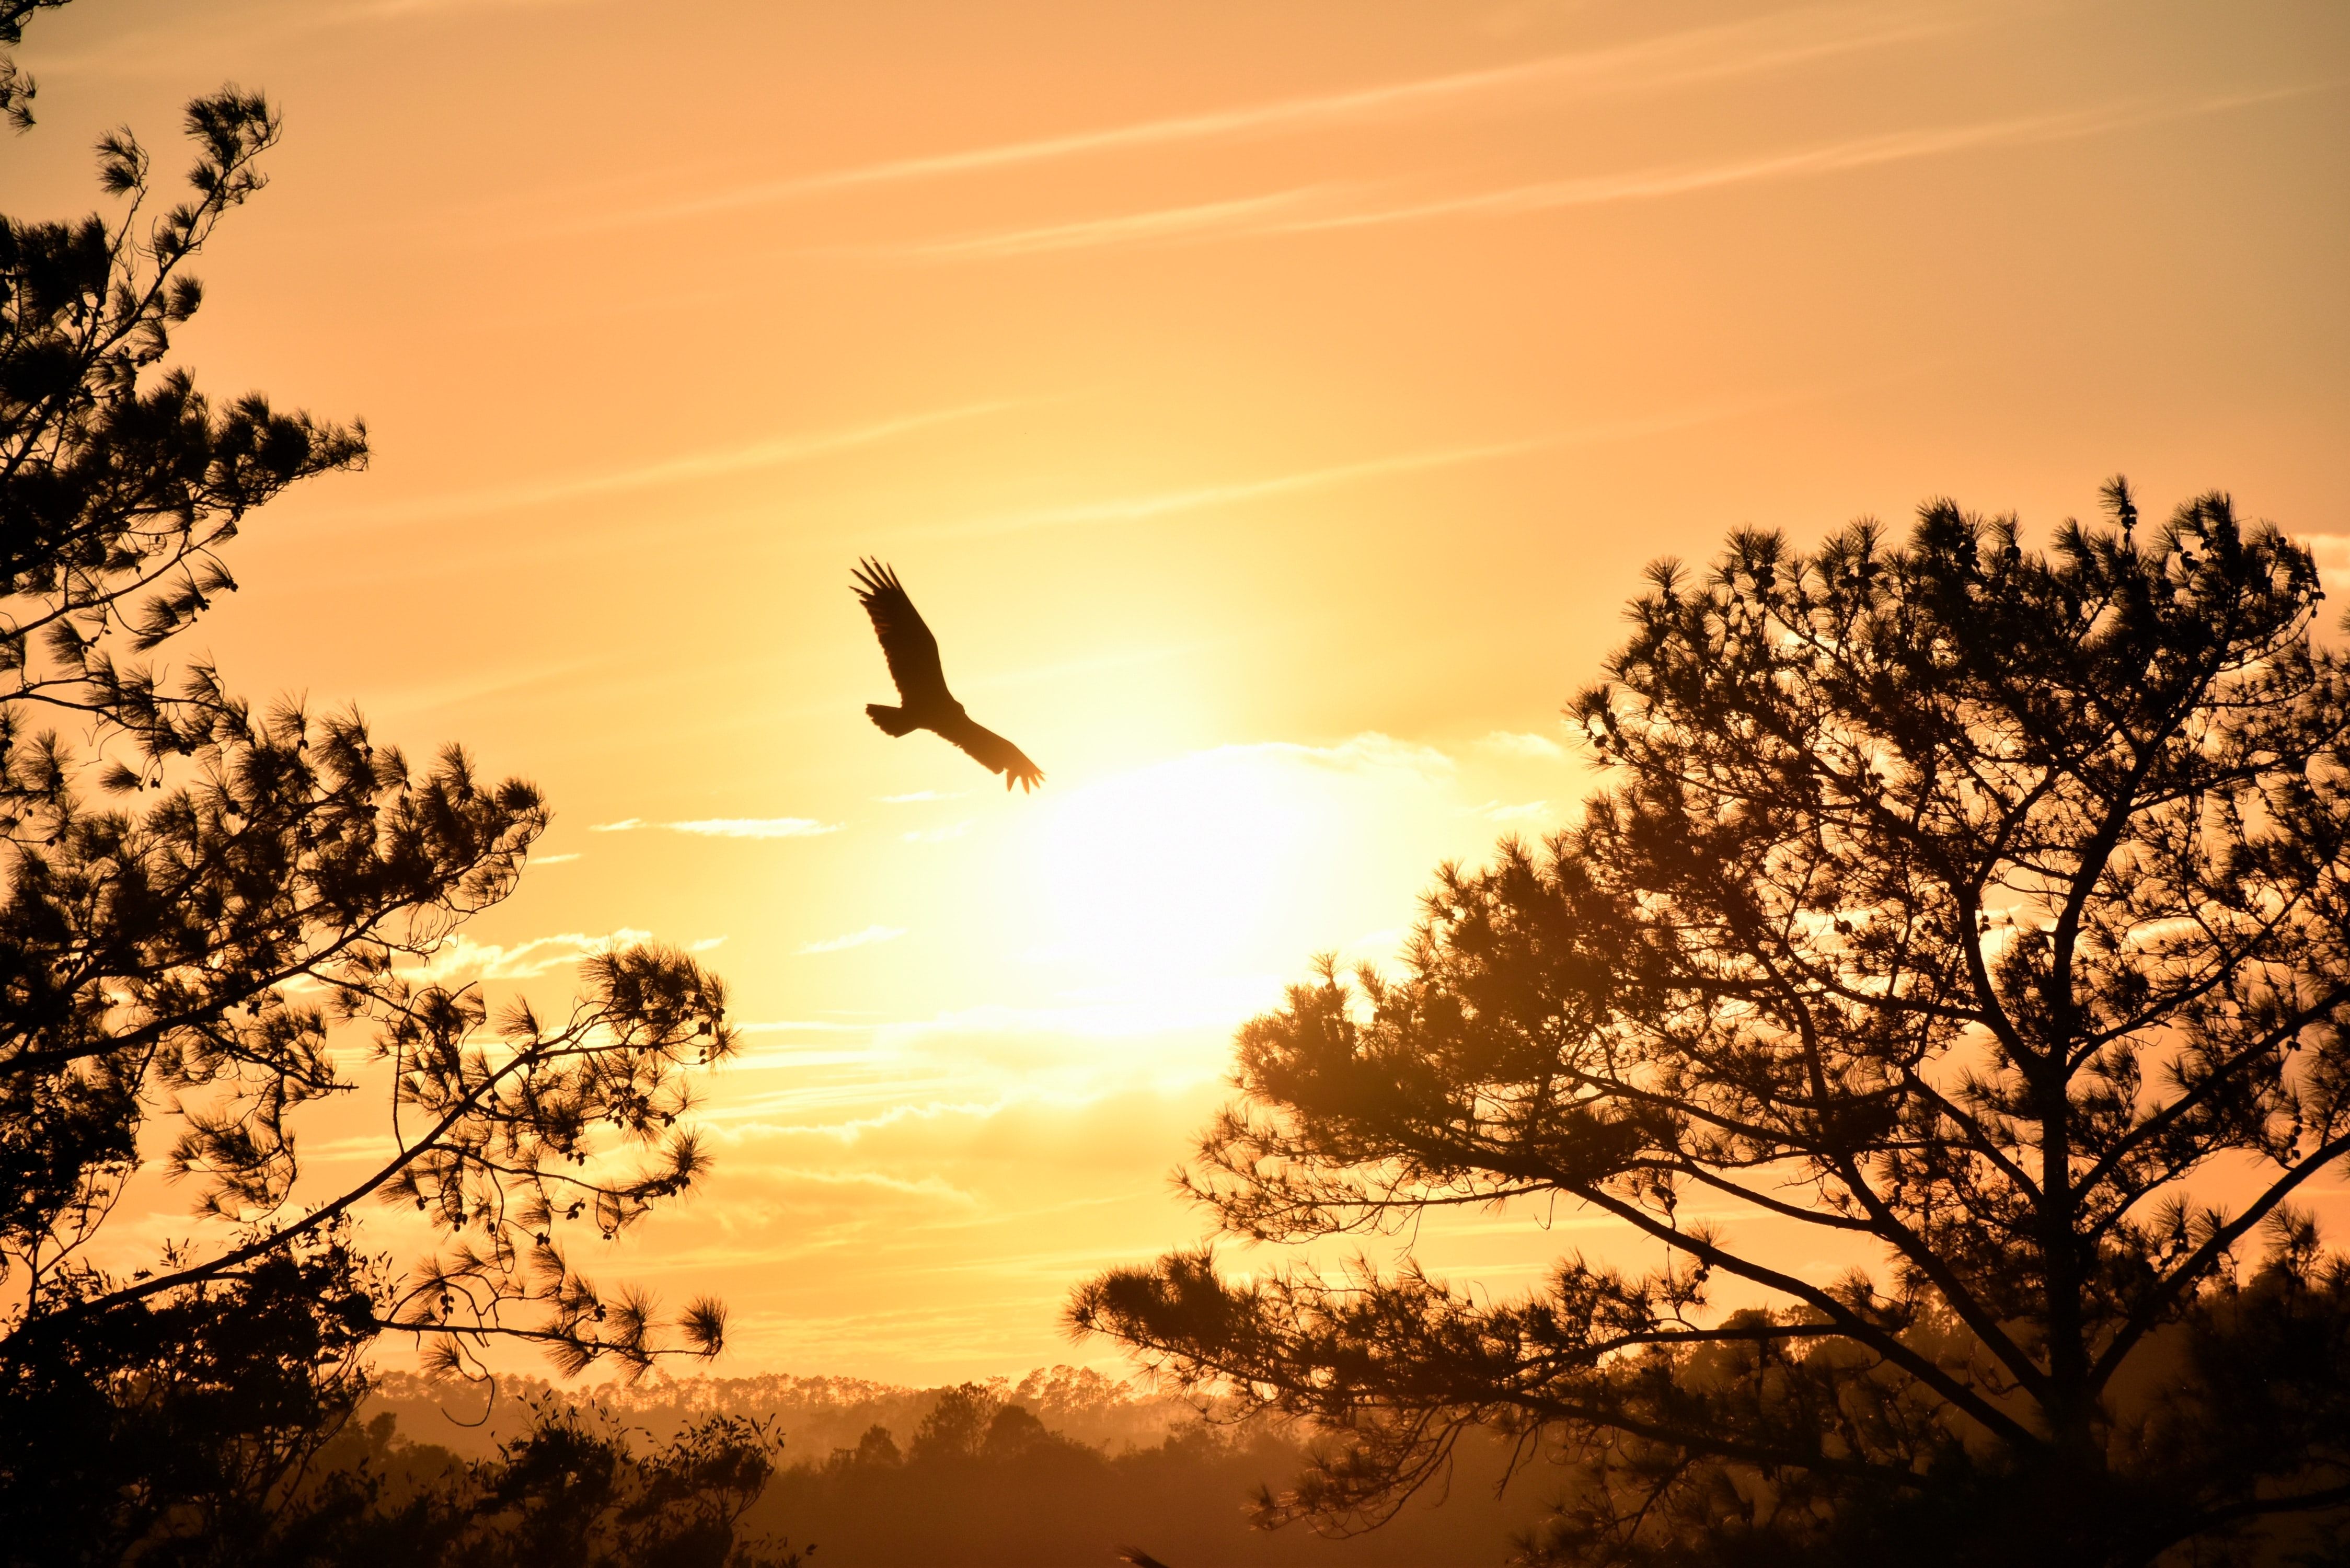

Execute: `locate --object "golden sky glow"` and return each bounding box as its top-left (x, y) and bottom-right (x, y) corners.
top-left (15, 0), bottom-right (2349, 1383)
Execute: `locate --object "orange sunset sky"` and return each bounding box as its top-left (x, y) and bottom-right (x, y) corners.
top-left (11, 0), bottom-right (2349, 1385)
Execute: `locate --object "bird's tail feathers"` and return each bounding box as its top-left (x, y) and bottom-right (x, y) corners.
top-left (866, 704), bottom-right (919, 737)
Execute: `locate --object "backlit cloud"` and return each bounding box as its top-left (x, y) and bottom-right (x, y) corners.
top-left (1467, 799), bottom-right (1552, 822)
top-left (2298, 534), bottom-right (2350, 596)
top-left (592, 817), bottom-right (843, 839)
top-left (1269, 731), bottom-right (1457, 780)
top-left (395, 927), bottom-right (655, 986)
top-left (1479, 730), bottom-right (1566, 759)
top-left (799, 925), bottom-right (909, 955)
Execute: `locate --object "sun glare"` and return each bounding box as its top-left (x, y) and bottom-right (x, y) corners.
top-left (1032, 748), bottom-right (1317, 981)
top-left (1014, 735), bottom-right (1462, 1000)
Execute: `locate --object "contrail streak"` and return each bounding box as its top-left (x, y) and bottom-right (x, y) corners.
top-left (319, 401), bottom-right (1018, 525)
top-left (907, 388), bottom-right (1872, 538)
top-left (872, 188), bottom-right (1331, 260)
top-left (860, 82), bottom-right (2334, 262)
top-left (919, 440), bottom-right (1554, 538)
top-left (569, 5), bottom-right (1956, 231)
top-left (1269, 86), bottom-right (2331, 236)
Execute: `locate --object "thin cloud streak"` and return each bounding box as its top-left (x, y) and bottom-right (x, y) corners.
top-left (865, 188), bottom-right (1333, 261)
top-left (316, 402), bottom-right (1017, 526)
top-left (799, 925), bottom-right (908, 955)
top-left (1480, 730), bottom-right (1567, 759)
top-left (665, 818), bottom-right (842, 839)
top-left (1269, 86), bottom-right (2334, 237)
top-left (861, 85), bottom-right (2334, 266)
top-left (918, 440), bottom-right (1553, 538)
top-left (354, 0), bottom-right (592, 15)
top-left (914, 395), bottom-right (1800, 539)
top-left (573, 5), bottom-right (1956, 230)
top-left (591, 817), bottom-right (843, 839)
top-left (1468, 799), bottom-right (1553, 822)
top-left (393, 927), bottom-right (654, 986)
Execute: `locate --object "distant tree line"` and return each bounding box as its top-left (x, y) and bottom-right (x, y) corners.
top-left (561, 1373), bottom-right (1548, 1567)
top-left (277, 1368), bottom-right (1559, 1567)
top-left (364, 1363), bottom-right (1185, 1461)
top-left (0, 8), bottom-right (793, 1562)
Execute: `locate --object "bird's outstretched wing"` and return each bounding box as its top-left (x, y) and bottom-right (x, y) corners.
top-left (938, 712), bottom-right (1044, 793)
top-left (851, 558), bottom-right (951, 707)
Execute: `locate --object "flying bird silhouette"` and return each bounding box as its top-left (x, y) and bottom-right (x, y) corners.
top-left (853, 559), bottom-right (1044, 792)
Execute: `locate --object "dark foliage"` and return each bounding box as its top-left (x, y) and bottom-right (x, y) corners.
top-left (0, 1221), bottom-right (381, 1565)
top-left (2, 32), bottom-right (767, 1562)
top-left (1075, 486), bottom-right (2350, 1567)
top-left (0, 0), bottom-right (71, 130)
top-left (235, 1399), bottom-right (804, 1568)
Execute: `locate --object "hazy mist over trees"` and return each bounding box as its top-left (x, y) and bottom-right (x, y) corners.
top-left (1076, 490), bottom-right (2350, 1567)
top-left (364, 1366), bottom-right (1557, 1567)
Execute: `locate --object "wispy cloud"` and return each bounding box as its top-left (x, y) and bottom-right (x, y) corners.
top-left (1157, 731), bottom-right (1456, 783)
top-left (1281, 732), bottom-right (1457, 780)
top-left (1479, 730), bottom-right (1567, 759)
top-left (531, 851), bottom-right (583, 865)
top-left (849, 85), bottom-right (2333, 266)
top-left (732, 1166), bottom-right (981, 1203)
top-left (350, 0), bottom-right (590, 16)
top-left (1337, 927), bottom-right (1407, 965)
top-left (915, 396), bottom-right (1793, 538)
top-left (1266, 87), bottom-right (2333, 238)
top-left (581, 6), bottom-right (1952, 229)
top-left (318, 402), bottom-right (1014, 526)
top-left (860, 188), bottom-right (1333, 261)
top-left (354, 659), bottom-right (600, 720)
top-left (901, 821), bottom-right (973, 844)
top-left (2299, 535), bottom-right (2350, 598)
top-left (799, 925), bottom-right (908, 955)
top-left (396, 927), bottom-right (654, 986)
top-left (1466, 798), bottom-right (1553, 822)
top-left (920, 440), bottom-right (1550, 538)
top-left (868, 988), bottom-right (1277, 1050)
top-left (592, 817), bottom-right (842, 839)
